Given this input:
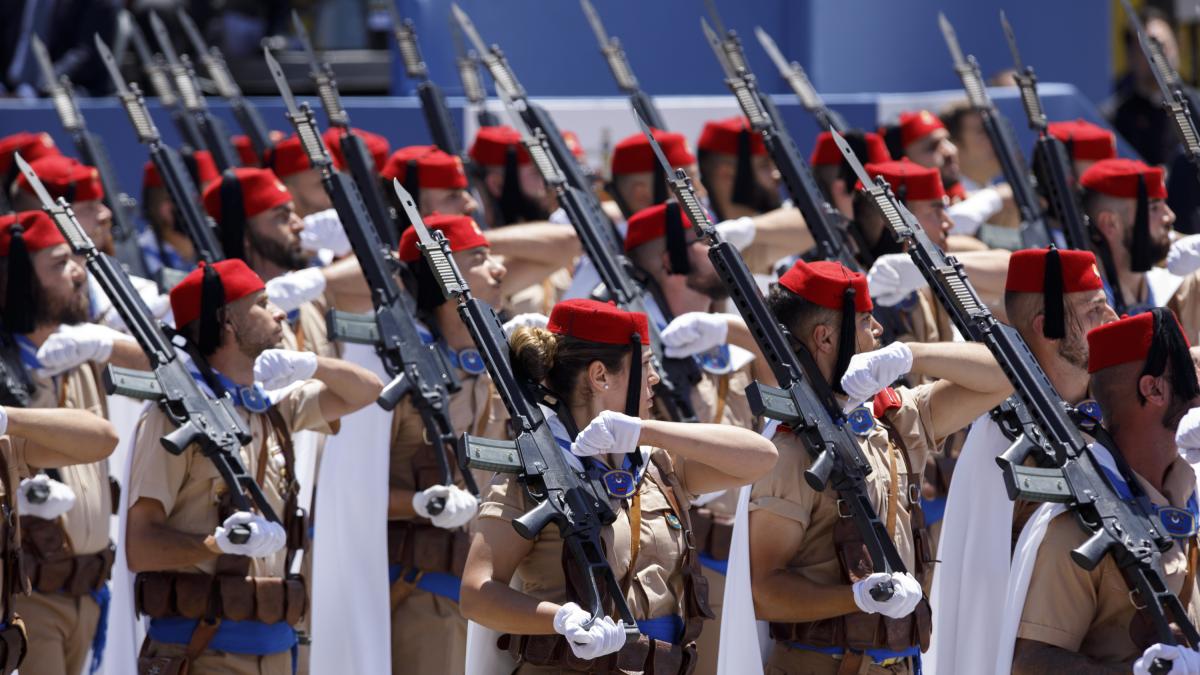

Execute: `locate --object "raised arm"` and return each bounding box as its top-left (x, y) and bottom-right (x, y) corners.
top-left (7, 406), bottom-right (118, 467)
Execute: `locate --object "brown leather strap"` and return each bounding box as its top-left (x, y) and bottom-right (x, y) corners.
top-left (0, 444), bottom-right (18, 625)
top-left (627, 489), bottom-right (642, 580)
top-left (1182, 536), bottom-right (1198, 609)
top-left (884, 440), bottom-right (899, 538)
top-left (710, 375), bottom-right (729, 424)
top-left (185, 617), bottom-right (221, 661)
top-left (264, 406), bottom-right (302, 570)
top-left (647, 451), bottom-right (713, 644)
top-left (837, 651), bottom-right (865, 675)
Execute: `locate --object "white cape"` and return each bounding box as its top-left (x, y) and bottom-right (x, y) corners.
top-left (925, 414), bottom-right (1013, 675)
top-left (309, 343), bottom-right (391, 673)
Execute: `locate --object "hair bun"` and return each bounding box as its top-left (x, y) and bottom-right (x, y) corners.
top-left (509, 326), bottom-right (558, 383)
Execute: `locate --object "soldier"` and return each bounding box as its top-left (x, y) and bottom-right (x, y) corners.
top-left (606, 129), bottom-right (699, 222)
top-left (695, 116), bottom-right (781, 221)
top-left (382, 145), bottom-right (479, 220)
top-left (1043, 119), bottom-right (1117, 181)
top-left (461, 297), bottom-right (778, 673)
top-left (386, 214), bottom-right (511, 675)
top-left (928, 247), bottom-right (1117, 674)
top-left (747, 258), bottom-right (1012, 675)
top-left (322, 126), bottom-right (391, 175)
top-left (125, 258), bottom-right (383, 674)
top-left (265, 135), bottom-right (334, 219)
top-left (0, 210), bottom-right (148, 675)
top-left (0, 132), bottom-right (59, 202)
top-left (809, 129), bottom-right (893, 220)
top-left (1010, 308), bottom-right (1200, 673)
top-left (468, 125), bottom-right (553, 227)
top-left (884, 110), bottom-right (964, 201)
top-left (0, 404), bottom-right (121, 675)
top-left (139, 149), bottom-right (220, 279)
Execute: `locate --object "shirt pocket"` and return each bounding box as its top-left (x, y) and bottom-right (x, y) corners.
top-left (635, 486), bottom-right (686, 575)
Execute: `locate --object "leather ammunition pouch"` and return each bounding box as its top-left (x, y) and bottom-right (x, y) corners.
top-left (19, 516), bottom-right (114, 595)
top-left (386, 520), bottom-right (469, 577)
top-left (498, 632), bottom-right (697, 675)
top-left (688, 507), bottom-right (733, 562)
top-left (134, 565), bottom-right (308, 627)
top-left (0, 618), bottom-right (26, 675)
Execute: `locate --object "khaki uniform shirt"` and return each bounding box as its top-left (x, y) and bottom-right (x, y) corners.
top-left (478, 449), bottom-right (697, 622)
top-left (24, 364), bottom-right (111, 555)
top-left (129, 380), bottom-right (334, 578)
top-left (689, 360), bottom-right (758, 521)
top-left (0, 436), bottom-right (24, 618)
top-left (1016, 455), bottom-right (1200, 664)
top-left (506, 268), bottom-right (573, 317)
top-left (279, 294), bottom-right (339, 358)
top-left (749, 385), bottom-right (940, 583)
top-left (1168, 272), bottom-right (1200, 343)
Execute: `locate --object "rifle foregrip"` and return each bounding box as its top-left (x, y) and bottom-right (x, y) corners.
top-left (1071, 529), bottom-right (1112, 571)
top-left (460, 434), bottom-right (522, 474)
top-left (513, 499), bottom-right (555, 540)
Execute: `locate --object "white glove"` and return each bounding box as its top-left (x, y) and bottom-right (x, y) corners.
top-left (1168, 234), bottom-right (1200, 277)
top-left (411, 485), bottom-right (480, 529)
top-left (553, 602), bottom-right (628, 660)
top-left (300, 208), bottom-right (352, 256)
top-left (18, 475), bottom-right (76, 520)
top-left (1135, 643), bottom-right (1200, 675)
top-left (265, 268), bottom-right (328, 314)
top-left (661, 312), bottom-right (729, 358)
top-left (839, 342), bottom-right (914, 412)
top-left (1177, 408), bottom-right (1200, 450)
top-left (102, 289), bottom-right (172, 332)
top-left (851, 571), bottom-right (923, 619)
top-left (571, 411), bottom-right (642, 458)
top-left (213, 511), bottom-right (288, 558)
top-left (502, 313), bottom-right (549, 338)
top-left (867, 253), bottom-right (927, 307)
top-left (36, 323), bottom-right (130, 376)
top-left (715, 216), bottom-right (756, 251)
top-left (253, 349), bottom-right (319, 390)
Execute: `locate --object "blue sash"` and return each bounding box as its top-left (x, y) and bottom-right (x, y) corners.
top-left (388, 564), bottom-right (461, 603)
top-left (88, 584), bottom-right (110, 674)
top-left (637, 615), bottom-right (684, 645)
top-left (188, 365), bottom-right (272, 412)
top-left (788, 642), bottom-right (922, 672)
top-left (148, 616), bottom-right (297, 656)
top-left (920, 496), bottom-right (947, 527)
top-left (1096, 463), bottom-right (1199, 541)
top-left (14, 334), bottom-right (41, 371)
top-left (698, 553), bottom-right (728, 576)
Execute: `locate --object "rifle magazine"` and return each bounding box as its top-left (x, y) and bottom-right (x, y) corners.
top-left (460, 433), bottom-right (522, 474)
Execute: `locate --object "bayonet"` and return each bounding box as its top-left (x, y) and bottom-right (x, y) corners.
top-left (123, 10), bottom-right (178, 107)
top-left (754, 26), bottom-right (846, 132)
top-left (579, 0), bottom-right (665, 128)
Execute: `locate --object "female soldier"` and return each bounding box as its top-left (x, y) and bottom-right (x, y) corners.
top-left (461, 298), bottom-right (777, 673)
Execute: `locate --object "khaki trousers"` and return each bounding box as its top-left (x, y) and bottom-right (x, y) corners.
top-left (765, 643), bottom-right (914, 675)
top-left (390, 587), bottom-right (466, 675)
top-left (141, 637), bottom-right (293, 675)
top-left (692, 562), bottom-right (725, 675)
top-left (15, 591), bottom-right (98, 675)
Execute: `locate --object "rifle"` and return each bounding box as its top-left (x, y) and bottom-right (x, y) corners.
top-left (264, 48), bottom-right (475, 507)
top-left (389, 9), bottom-right (491, 229)
top-left (122, 10), bottom-right (204, 153)
top-left (831, 129), bottom-right (1200, 667)
top-left (97, 35), bottom-right (225, 271)
top-left (638, 112), bottom-right (901, 598)
top-left (409, 197), bottom-right (640, 636)
top-left (451, 4), bottom-right (597, 214)
top-left (176, 9), bottom-right (273, 162)
top-left (937, 13), bottom-right (1051, 249)
top-left (1122, 0), bottom-right (1200, 178)
top-left (753, 26), bottom-right (848, 133)
top-left (699, 18), bottom-right (865, 272)
top-left (31, 36), bottom-right (151, 280)
top-left (17, 154), bottom-right (272, 541)
top-left (449, 20), bottom-right (500, 129)
top-left (147, 12), bottom-right (239, 170)
top-left (499, 93), bottom-right (699, 425)
top-left (292, 11), bottom-right (397, 248)
top-left (578, 0), bottom-right (666, 130)
top-left (998, 12), bottom-right (1092, 253)
top-left (0, 331), bottom-right (32, 408)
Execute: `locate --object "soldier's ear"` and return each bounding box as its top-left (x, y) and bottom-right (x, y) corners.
top-left (1138, 373), bottom-right (1168, 406)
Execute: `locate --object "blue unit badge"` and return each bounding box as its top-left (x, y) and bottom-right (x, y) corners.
top-left (1158, 506), bottom-right (1198, 539)
top-left (603, 470), bottom-right (637, 499)
top-left (237, 385), bottom-right (270, 413)
top-left (1076, 399), bottom-right (1103, 424)
top-left (458, 348), bottom-right (487, 375)
top-left (697, 345), bottom-right (733, 375)
top-left (665, 513), bottom-right (683, 530)
top-left (847, 405), bottom-right (875, 436)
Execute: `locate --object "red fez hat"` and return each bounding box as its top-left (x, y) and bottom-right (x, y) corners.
top-left (624, 202), bottom-right (695, 251)
top-left (1080, 158), bottom-right (1167, 200)
top-left (562, 131), bottom-right (586, 160)
top-left (1006, 248), bottom-right (1104, 294)
top-left (0, 210), bottom-right (67, 255)
top-left (698, 117), bottom-right (767, 156)
top-left (610, 129), bottom-right (696, 175)
top-left (1046, 119), bottom-right (1117, 162)
top-left (778, 259), bottom-right (873, 313)
top-left (0, 132), bottom-right (59, 174)
top-left (170, 259), bottom-right (266, 328)
top-left (15, 155), bottom-right (104, 203)
top-left (547, 298), bottom-right (650, 346)
top-left (143, 150), bottom-right (220, 190)
top-left (265, 135), bottom-right (312, 178)
top-left (468, 126), bottom-right (529, 167)
top-left (232, 135), bottom-right (261, 167)
top-left (201, 168), bottom-right (293, 222)
top-left (862, 159), bottom-right (945, 202)
top-left (810, 131), bottom-right (891, 167)
top-left (398, 213), bottom-right (489, 263)
top-left (382, 145), bottom-right (469, 190)
top-left (897, 110), bottom-right (945, 147)
top-left (322, 127), bottom-right (391, 173)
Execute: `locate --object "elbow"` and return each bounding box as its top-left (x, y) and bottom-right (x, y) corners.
top-left (349, 372), bottom-right (385, 410)
top-left (458, 576), bottom-right (487, 623)
top-left (740, 437), bottom-right (779, 482)
top-left (89, 418), bottom-right (121, 462)
top-left (124, 532), bottom-right (152, 574)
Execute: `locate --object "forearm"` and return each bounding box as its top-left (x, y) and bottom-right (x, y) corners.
top-left (460, 577), bottom-right (561, 634)
top-left (1012, 639), bottom-right (1127, 675)
top-left (486, 224), bottom-right (581, 267)
top-left (109, 340), bottom-right (152, 370)
top-left (7, 408), bottom-right (117, 464)
top-left (639, 420), bottom-right (776, 481)
top-left (314, 356), bottom-right (384, 412)
top-left (907, 341), bottom-right (1010, 395)
top-left (322, 256), bottom-right (372, 313)
top-left (751, 207), bottom-right (814, 256)
top-left (751, 569), bottom-right (857, 622)
top-left (388, 487), bottom-right (417, 519)
top-left (127, 522), bottom-right (219, 572)
top-left (725, 316), bottom-right (778, 388)
top-left (957, 249), bottom-right (1012, 306)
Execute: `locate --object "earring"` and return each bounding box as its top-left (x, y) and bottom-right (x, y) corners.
top-left (603, 384), bottom-right (610, 389)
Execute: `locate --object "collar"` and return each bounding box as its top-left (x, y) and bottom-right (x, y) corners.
top-left (185, 357), bottom-right (272, 413)
top-left (417, 322), bottom-right (486, 375)
top-left (542, 404), bottom-right (652, 489)
top-left (1091, 442), bottom-right (1199, 541)
top-left (644, 296), bottom-right (749, 374)
top-left (13, 334), bottom-right (41, 371)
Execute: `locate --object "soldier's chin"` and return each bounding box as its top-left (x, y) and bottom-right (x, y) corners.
top-left (688, 276), bottom-right (729, 301)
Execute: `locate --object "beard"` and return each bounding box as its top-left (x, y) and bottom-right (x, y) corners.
top-left (1162, 392), bottom-right (1192, 431)
top-left (1124, 224), bottom-right (1171, 265)
top-left (686, 270), bottom-right (729, 301)
top-left (734, 181), bottom-right (783, 214)
top-left (1056, 328), bottom-right (1090, 371)
top-left (36, 279), bottom-right (89, 327)
top-left (248, 228), bottom-right (308, 272)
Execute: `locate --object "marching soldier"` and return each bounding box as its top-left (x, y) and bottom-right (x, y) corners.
top-left (461, 298), bottom-right (778, 673)
top-left (382, 145), bottom-right (480, 219)
top-left (747, 258), bottom-right (1011, 675)
top-left (125, 259), bottom-right (382, 674)
top-left (265, 135), bottom-right (334, 219)
top-left (809, 129), bottom-right (893, 220)
top-left (0, 132), bottom-right (59, 201)
top-left (1043, 119), bottom-right (1117, 180)
top-left (696, 117), bottom-right (782, 221)
top-left (468, 125), bottom-right (553, 227)
top-left (139, 149), bottom-right (220, 279)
